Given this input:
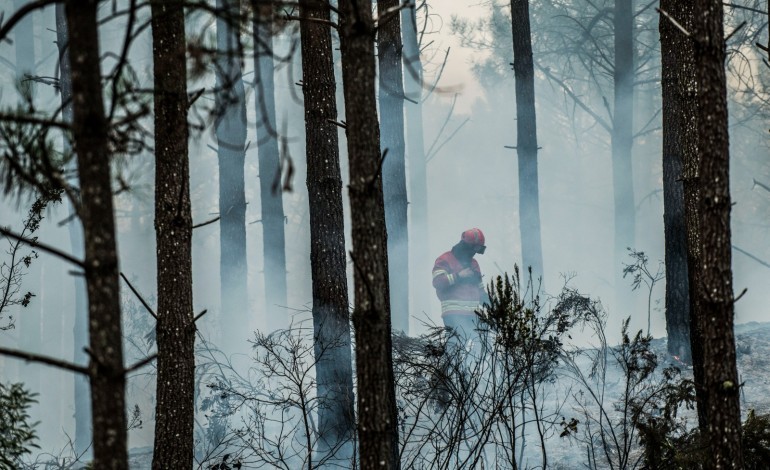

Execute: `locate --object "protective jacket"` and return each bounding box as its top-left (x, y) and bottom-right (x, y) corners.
top-left (432, 246), bottom-right (484, 318)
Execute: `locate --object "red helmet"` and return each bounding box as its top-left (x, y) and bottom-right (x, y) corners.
top-left (461, 228), bottom-right (486, 253)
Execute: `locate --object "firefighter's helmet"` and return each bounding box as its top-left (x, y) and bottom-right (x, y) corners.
top-left (461, 228), bottom-right (486, 254)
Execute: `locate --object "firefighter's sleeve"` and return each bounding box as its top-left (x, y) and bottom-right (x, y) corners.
top-left (432, 260), bottom-right (456, 290)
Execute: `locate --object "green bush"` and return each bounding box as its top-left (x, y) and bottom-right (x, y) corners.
top-left (0, 382), bottom-right (38, 469)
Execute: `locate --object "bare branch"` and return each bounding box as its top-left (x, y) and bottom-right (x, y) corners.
top-left (537, 64), bottom-right (612, 132)
top-left (656, 8), bottom-right (691, 37)
top-left (119, 272), bottom-right (157, 319)
top-left (125, 353), bottom-right (157, 374)
top-left (0, 0), bottom-right (59, 44)
top-left (192, 216), bottom-right (220, 229)
top-left (0, 346), bottom-right (88, 375)
top-left (0, 226), bottom-right (84, 267)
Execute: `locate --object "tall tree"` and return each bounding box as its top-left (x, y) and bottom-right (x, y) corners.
top-left (613, 0), bottom-right (635, 283)
top-left (150, 1), bottom-right (195, 467)
top-left (377, 0), bottom-right (409, 334)
top-left (401, 3), bottom-right (431, 319)
top-left (298, 0), bottom-right (356, 461)
top-left (215, 0), bottom-right (248, 343)
top-left (64, 0), bottom-right (128, 467)
top-left (14, 0), bottom-right (42, 424)
top-left (252, 4), bottom-right (288, 330)
top-left (691, 0), bottom-right (744, 464)
top-left (659, 0), bottom-right (693, 363)
top-left (510, 0), bottom-right (544, 280)
top-left (338, 0), bottom-right (400, 466)
top-left (54, 4), bottom-right (91, 456)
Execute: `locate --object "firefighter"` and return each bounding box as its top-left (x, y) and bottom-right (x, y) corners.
top-left (432, 228), bottom-right (489, 355)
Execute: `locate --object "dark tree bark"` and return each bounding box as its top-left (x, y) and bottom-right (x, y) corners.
top-left (150, 1), bottom-right (195, 468)
top-left (338, 0), bottom-right (400, 467)
top-left (378, 0), bottom-right (409, 334)
top-left (612, 0), bottom-right (635, 276)
top-left (692, 0), bottom-right (744, 465)
top-left (659, 0), bottom-right (692, 364)
top-left (215, 0), bottom-right (248, 343)
top-left (510, 0), bottom-right (544, 280)
top-left (55, 4), bottom-right (91, 457)
top-left (252, 5), bottom-right (287, 330)
top-left (298, 0), bottom-right (356, 462)
top-left (64, 1), bottom-right (127, 468)
top-left (663, 0), bottom-right (710, 431)
top-left (401, 4), bottom-right (431, 319)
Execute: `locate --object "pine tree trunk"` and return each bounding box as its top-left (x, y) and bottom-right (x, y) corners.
top-left (14, 0), bottom-right (42, 427)
top-left (65, 1), bottom-right (128, 467)
top-left (692, 0), bottom-right (744, 465)
top-left (299, 0), bottom-right (356, 462)
top-left (215, 0), bottom-right (248, 344)
top-left (150, 1), bottom-right (195, 467)
top-left (612, 0), bottom-right (635, 279)
top-left (659, 0), bottom-right (693, 364)
top-left (378, 0), bottom-right (409, 334)
top-left (252, 6), bottom-right (288, 330)
top-left (401, 5), bottom-right (431, 320)
top-left (510, 0), bottom-right (544, 281)
top-left (55, 4), bottom-right (92, 456)
top-left (338, 0), bottom-right (400, 467)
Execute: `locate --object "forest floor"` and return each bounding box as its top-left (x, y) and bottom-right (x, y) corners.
top-left (543, 321), bottom-right (770, 469)
top-left (120, 322), bottom-right (770, 469)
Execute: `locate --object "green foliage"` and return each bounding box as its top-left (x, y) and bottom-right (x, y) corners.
top-left (742, 409), bottom-right (770, 469)
top-left (1, 192), bottom-right (60, 330)
top-left (0, 382), bottom-right (39, 469)
top-left (0, 82), bottom-right (68, 201)
top-left (478, 267), bottom-right (570, 382)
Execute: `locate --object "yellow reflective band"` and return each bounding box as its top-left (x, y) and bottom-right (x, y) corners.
top-left (432, 269), bottom-right (448, 279)
top-left (440, 300), bottom-right (479, 314)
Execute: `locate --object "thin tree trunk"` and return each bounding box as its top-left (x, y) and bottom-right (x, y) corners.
top-left (215, 0), bottom-right (248, 344)
top-left (299, 1), bottom-right (356, 462)
top-left (510, 0), bottom-right (544, 281)
top-left (55, 4), bottom-right (91, 456)
top-left (401, 4), bottom-right (431, 319)
top-left (659, 0), bottom-right (692, 364)
top-left (338, 0), bottom-right (400, 467)
top-left (612, 0), bottom-right (635, 279)
top-left (692, 0), bottom-right (744, 465)
top-left (378, 0), bottom-right (409, 334)
top-left (252, 5), bottom-right (288, 330)
top-left (65, 1), bottom-right (127, 467)
top-left (151, 1), bottom-right (195, 467)
top-left (14, 0), bottom-right (42, 425)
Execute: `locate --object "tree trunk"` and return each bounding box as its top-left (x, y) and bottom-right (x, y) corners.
top-left (150, 2), bottom-right (195, 468)
top-left (401, 4), bottom-right (431, 320)
top-left (65, 1), bottom-right (128, 468)
top-left (55, 3), bottom-right (91, 457)
top-left (252, 5), bottom-right (288, 331)
top-left (659, 0), bottom-right (693, 364)
top-left (298, 1), bottom-right (356, 462)
top-left (215, 0), bottom-right (248, 344)
top-left (15, 0), bottom-right (42, 428)
top-left (510, 0), bottom-right (544, 281)
top-left (378, 0), bottom-right (409, 334)
top-left (338, 0), bottom-right (400, 467)
top-left (692, 0), bottom-right (744, 465)
top-left (612, 0), bottom-right (635, 279)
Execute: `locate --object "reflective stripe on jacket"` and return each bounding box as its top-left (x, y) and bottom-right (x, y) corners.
top-left (432, 250), bottom-right (484, 317)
